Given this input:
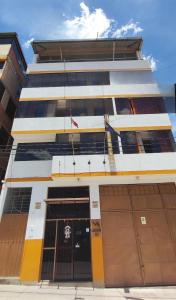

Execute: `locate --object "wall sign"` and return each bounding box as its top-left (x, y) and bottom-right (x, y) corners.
top-left (141, 216), bottom-right (147, 225)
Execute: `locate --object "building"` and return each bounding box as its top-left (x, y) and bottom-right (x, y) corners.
top-left (0, 32), bottom-right (26, 185)
top-left (0, 37), bottom-right (176, 287)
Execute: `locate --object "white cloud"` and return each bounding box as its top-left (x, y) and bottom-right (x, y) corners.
top-left (143, 54), bottom-right (158, 71)
top-left (62, 2), bottom-right (113, 39)
top-left (61, 3), bottom-right (143, 39)
top-left (23, 38), bottom-right (34, 49)
top-left (112, 19), bottom-right (143, 38)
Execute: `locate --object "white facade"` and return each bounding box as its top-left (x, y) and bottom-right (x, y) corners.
top-left (0, 38), bottom-right (176, 285)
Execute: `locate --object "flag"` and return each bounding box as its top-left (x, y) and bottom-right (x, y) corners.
top-left (105, 121), bottom-right (121, 138)
top-left (71, 117), bottom-right (79, 128)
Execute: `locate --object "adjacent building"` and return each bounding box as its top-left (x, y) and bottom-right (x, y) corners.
top-left (0, 32), bottom-right (26, 185)
top-left (0, 37), bottom-right (176, 287)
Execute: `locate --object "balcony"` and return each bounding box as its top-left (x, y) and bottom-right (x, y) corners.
top-left (51, 152), bottom-right (176, 178)
top-left (12, 114), bottom-right (171, 140)
top-left (27, 60), bottom-right (151, 74)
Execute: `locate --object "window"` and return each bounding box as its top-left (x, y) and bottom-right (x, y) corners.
top-left (5, 98), bottom-right (16, 119)
top-left (140, 130), bottom-right (175, 153)
top-left (115, 98), bottom-right (133, 114)
top-left (3, 188), bottom-right (32, 214)
top-left (15, 132), bottom-right (111, 161)
top-left (16, 98), bottom-right (114, 118)
top-left (115, 97), bottom-right (166, 114)
top-left (25, 72), bottom-right (110, 88)
top-left (120, 131), bottom-right (139, 154)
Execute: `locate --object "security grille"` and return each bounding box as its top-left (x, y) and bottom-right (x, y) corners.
top-left (4, 188), bottom-right (32, 214)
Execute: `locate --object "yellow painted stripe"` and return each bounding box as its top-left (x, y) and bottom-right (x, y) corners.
top-left (52, 169), bottom-right (176, 177)
top-left (5, 169), bottom-right (176, 183)
top-left (19, 94), bottom-right (161, 102)
top-left (91, 221), bottom-right (105, 287)
top-left (0, 55), bottom-right (7, 60)
top-left (20, 239), bottom-right (43, 282)
top-left (11, 126), bottom-right (171, 135)
top-left (5, 177), bottom-right (52, 183)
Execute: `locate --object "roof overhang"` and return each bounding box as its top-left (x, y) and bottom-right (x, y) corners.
top-left (32, 37), bottom-right (143, 61)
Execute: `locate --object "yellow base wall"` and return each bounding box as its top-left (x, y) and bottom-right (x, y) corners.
top-left (20, 239), bottom-right (43, 282)
top-left (91, 227), bottom-right (105, 287)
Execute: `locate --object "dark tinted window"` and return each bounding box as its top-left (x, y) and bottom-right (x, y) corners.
top-left (4, 188), bottom-right (32, 214)
top-left (120, 131), bottom-right (139, 154)
top-left (15, 132), bottom-right (119, 161)
top-left (16, 98), bottom-right (114, 118)
top-left (25, 72), bottom-right (110, 88)
top-left (48, 186), bottom-right (89, 199)
top-left (141, 130), bottom-right (175, 153)
top-left (116, 97), bottom-right (166, 114)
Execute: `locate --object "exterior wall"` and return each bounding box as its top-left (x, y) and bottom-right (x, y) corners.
top-left (12, 114), bottom-right (171, 136)
top-left (1, 177), bottom-right (176, 285)
top-left (20, 83), bottom-right (161, 101)
top-left (27, 59), bottom-right (151, 74)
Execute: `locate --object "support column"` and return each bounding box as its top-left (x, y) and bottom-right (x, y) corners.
top-left (89, 184), bottom-right (105, 287)
top-left (20, 184), bottom-right (47, 282)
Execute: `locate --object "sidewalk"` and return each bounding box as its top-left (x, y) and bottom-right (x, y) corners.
top-left (0, 284), bottom-right (176, 300)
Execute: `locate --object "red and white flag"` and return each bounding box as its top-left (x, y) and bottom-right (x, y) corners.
top-left (71, 117), bottom-right (79, 128)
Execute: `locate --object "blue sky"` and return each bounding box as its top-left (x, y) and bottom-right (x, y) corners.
top-left (0, 0), bottom-right (175, 135)
top-left (0, 0), bottom-right (176, 83)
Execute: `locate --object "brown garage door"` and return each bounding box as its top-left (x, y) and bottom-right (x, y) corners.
top-left (0, 214), bottom-right (27, 276)
top-left (100, 183), bottom-right (176, 287)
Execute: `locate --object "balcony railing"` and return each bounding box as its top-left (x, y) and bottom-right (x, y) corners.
top-left (0, 137), bottom-right (175, 162)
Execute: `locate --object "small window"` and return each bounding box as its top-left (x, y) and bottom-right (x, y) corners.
top-left (115, 98), bottom-right (133, 114)
top-left (4, 188), bottom-right (32, 214)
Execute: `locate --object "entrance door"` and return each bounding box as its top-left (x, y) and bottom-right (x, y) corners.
top-left (41, 202), bottom-right (92, 281)
top-left (55, 219), bottom-right (91, 281)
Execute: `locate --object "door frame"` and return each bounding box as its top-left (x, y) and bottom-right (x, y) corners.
top-left (41, 199), bottom-right (92, 282)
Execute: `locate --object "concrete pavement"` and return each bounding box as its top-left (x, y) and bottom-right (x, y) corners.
top-left (0, 284), bottom-right (176, 300)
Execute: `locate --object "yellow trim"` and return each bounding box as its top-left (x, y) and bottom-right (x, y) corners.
top-left (52, 169), bottom-right (176, 177)
top-left (5, 169), bottom-right (176, 183)
top-left (28, 68), bottom-right (150, 75)
top-left (11, 126), bottom-right (171, 135)
top-left (20, 239), bottom-right (43, 282)
top-left (19, 94), bottom-right (162, 102)
top-left (5, 177), bottom-right (52, 183)
top-left (91, 223), bottom-right (105, 287)
top-left (0, 55), bottom-right (7, 60)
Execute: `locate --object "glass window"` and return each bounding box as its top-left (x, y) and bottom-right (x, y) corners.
top-left (140, 130), bottom-right (175, 153)
top-left (25, 72), bottom-right (110, 88)
top-left (115, 98), bottom-right (133, 114)
top-left (120, 131), bottom-right (139, 154)
top-left (132, 97), bottom-right (166, 114)
top-left (16, 98), bottom-right (114, 118)
top-left (15, 133), bottom-right (109, 161)
top-left (16, 100), bottom-right (55, 118)
top-left (4, 188), bottom-right (32, 214)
